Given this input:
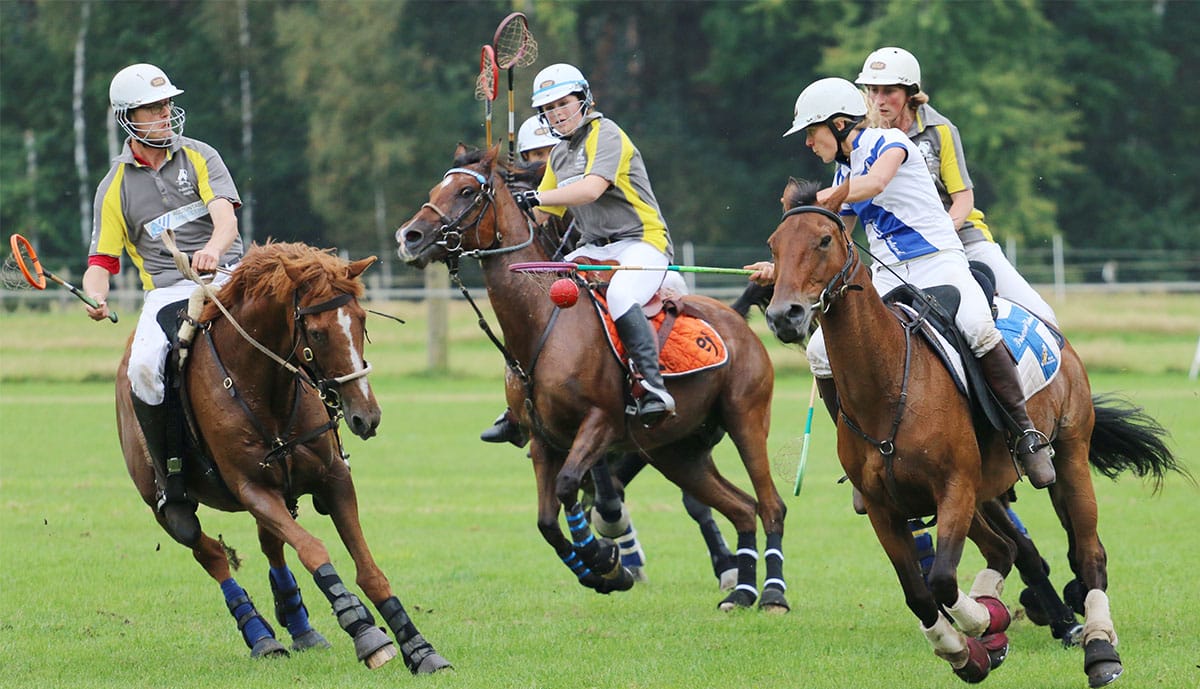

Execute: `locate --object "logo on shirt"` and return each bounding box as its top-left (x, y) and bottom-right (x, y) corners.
top-left (176, 168), bottom-right (194, 194)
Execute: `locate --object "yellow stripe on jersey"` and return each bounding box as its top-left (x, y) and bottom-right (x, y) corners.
top-left (935, 125), bottom-right (968, 194)
top-left (183, 146), bottom-right (215, 204)
top-left (98, 165), bottom-right (153, 290)
top-left (583, 121), bottom-right (669, 254)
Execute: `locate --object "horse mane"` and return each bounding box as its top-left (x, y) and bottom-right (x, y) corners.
top-left (784, 178), bottom-right (822, 207)
top-left (202, 241), bottom-right (363, 321)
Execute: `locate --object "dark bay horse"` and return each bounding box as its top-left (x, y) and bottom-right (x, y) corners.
top-left (397, 145), bottom-right (788, 611)
top-left (763, 179), bottom-right (1181, 686)
top-left (116, 241), bottom-right (449, 673)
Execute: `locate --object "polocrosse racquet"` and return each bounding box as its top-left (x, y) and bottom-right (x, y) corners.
top-left (510, 261), bottom-right (754, 276)
top-left (5, 233), bottom-right (118, 322)
top-left (493, 12), bottom-right (538, 166)
top-left (476, 45), bottom-right (499, 148)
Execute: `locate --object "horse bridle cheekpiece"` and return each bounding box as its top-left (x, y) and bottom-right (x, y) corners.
top-left (780, 205), bottom-right (861, 313)
top-left (424, 167), bottom-right (534, 260)
top-left (293, 291), bottom-right (372, 409)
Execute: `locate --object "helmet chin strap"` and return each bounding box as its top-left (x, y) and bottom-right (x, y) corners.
top-left (827, 117), bottom-right (862, 166)
top-left (538, 97), bottom-right (590, 139)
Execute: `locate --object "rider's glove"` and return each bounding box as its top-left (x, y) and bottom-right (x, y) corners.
top-left (512, 189), bottom-right (541, 212)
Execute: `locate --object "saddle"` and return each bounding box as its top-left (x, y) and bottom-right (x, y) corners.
top-left (587, 290), bottom-right (729, 377)
top-left (880, 262), bottom-right (1063, 437)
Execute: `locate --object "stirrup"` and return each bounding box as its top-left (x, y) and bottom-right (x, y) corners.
top-left (1015, 429), bottom-right (1056, 488)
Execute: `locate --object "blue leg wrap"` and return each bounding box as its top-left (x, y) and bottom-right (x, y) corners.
top-left (909, 521), bottom-right (935, 582)
top-left (270, 565), bottom-right (313, 638)
top-left (221, 578), bottom-right (274, 648)
top-left (1005, 507), bottom-right (1030, 537)
top-left (565, 504), bottom-right (595, 548)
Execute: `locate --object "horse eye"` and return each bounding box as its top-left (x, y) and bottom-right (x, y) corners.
top-left (307, 329), bottom-right (326, 345)
top-left (459, 187), bottom-right (475, 197)
top-left (819, 235), bottom-right (833, 248)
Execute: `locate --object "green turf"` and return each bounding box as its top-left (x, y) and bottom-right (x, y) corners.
top-left (0, 296), bottom-right (1197, 689)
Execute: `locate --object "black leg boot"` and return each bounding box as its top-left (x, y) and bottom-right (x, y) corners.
top-left (479, 408), bottom-right (529, 448)
top-left (131, 396), bottom-right (201, 545)
top-left (978, 347), bottom-right (1056, 488)
top-left (614, 309), bottom-right (676, 427)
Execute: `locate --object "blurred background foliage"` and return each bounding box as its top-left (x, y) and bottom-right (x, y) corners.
top-left (1, 0), bottom-right (1196, 274)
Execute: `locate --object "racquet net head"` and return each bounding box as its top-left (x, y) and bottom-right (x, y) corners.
top-left (494, 13), bottom-right (538, 69)
top-left (476, 45), bottom-right (498, 101)
top-left (5, 234), bottom-right (46, 289)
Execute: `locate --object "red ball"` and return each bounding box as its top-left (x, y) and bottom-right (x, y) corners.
top-left (549, 278), bottom-right (579, 308)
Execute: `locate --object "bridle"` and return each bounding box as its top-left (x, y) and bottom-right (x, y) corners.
top-left (779, 205), bottom-right (863, 313)
top-left (291, 291), bottom-right (373, 409)
top-left (420, 166), bottom-right (534, 260)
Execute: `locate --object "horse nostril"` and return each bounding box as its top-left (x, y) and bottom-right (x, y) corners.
top-left (403, 228), bottom-right (423, 245)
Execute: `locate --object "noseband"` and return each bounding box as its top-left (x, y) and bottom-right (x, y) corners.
top-left (780, 205), bottom-right (862, 312)
top-left (421, 167), bottom-right (534, 259)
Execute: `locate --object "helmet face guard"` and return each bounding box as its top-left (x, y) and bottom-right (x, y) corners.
top-left (109, 63), bottom-right (186, 148)
top-left (531, 63), bottom-right (592, 137)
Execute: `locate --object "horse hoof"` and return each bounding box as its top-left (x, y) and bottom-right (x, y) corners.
top-left (1018, 587), bottom-right (1050, 626)
top-left (717, 567), bottom-right (738, 592)
top-left (599, 565), bottom-right (636, 593)
top-left (718, 587), bottom-right (756, 611)
top-left (975, 595), bottom-right (1011, 635)
top-left (758, 587), bottom-right (790, 614)
top-left (1059, 623), bottom-right (1084, 648)
top-left (1085, 639), bottom-right (1123, 688)
top-left (415, 652), bottom-right (453, 674)
top-left (952, 636), bottom-right (991, 684)
top-left (980, 632), bottom-right (1009, 669)
top-left (250, 636), bottom-right (289, 659)
top-left (353, 626), bottom-right (396, 669)
top-left (290, 628), bottom-right (332, 652)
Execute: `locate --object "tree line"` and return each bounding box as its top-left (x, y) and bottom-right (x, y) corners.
top-left (2, 0), bottom-right (1196, 280)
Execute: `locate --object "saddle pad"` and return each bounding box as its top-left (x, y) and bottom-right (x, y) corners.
top-left (994, 298), bottom-right (1061, 399)
top-left (895, 298), bottom-right (1061, 400)
top-left (593, 295), bottom-right (728, 376)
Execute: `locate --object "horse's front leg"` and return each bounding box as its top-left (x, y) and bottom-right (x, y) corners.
top-left (555, 412), bottom-right (634, 593)
top-left (311, 462), bottom-right (451, 674)
top-left (963, 509), bottom-right (1017, 670)
top-left (589, 458), bottom-right (647, 581)
top-left (865, 499), bottom-right (991, 684)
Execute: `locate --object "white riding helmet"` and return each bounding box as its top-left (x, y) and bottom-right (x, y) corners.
top-left (855, 47), bottom-right (922, 90)
top-left (783, 77), bottom-right (868, 138)
top-left (530, 63), bottom-right (591, 110)
top-left (518, 115), bottom-right (558, 154)
top-left (109, 63), bottom-right (186, 148)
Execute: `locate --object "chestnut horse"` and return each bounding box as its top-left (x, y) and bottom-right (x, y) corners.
top-left (764, 179), bottom-right (1180, 686)
top-left (398, 145), bottom-right (788, 611)
top-left (116, 242), bottom-right (449, 673)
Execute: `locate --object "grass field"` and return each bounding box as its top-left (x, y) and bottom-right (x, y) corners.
top-left (1, 292), bottom-right (1197, 689)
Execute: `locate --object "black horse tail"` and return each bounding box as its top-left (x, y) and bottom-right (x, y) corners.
top-left (730, 283), bottom-right (774, 320)
top-left (1088, 393), bottom-right (1190, 492)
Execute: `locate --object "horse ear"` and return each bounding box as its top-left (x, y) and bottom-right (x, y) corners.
top-left (455, 142), bottom-right (469, 160)
top-left (347, 256), bottom-right (378, 280)
top-left (823, 178), bottom-right (850, 212)
top-left (782, 177), bottom-right (803, 213)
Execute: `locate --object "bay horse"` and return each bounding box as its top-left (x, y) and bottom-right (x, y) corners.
top-left (763, 179), bottom-right (1181, 686)
top-left (397, 144), bottom-right (788, 611)
top-left (116, 241), bottom-right (449, 673)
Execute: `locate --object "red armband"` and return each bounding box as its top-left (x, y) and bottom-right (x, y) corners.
top-left (88, 254), bottom-right (120, 275)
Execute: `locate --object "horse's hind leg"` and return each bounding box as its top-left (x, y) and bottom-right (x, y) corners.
top-left (983, 497), bottom-right (1082, 646)
top-left (258, 525), bottom-right (331, 652)
top-left (1049, 436), bottom-right (1122, 688)
top-left (589, 459), bottom-right (648, 581)
top-left (682, 491), bottom-right (738, 591)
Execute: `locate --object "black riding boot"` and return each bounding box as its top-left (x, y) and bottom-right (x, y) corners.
top-left (480, 408), bottom-right (529, 448)
top-left (978, 346), bottom-right (1057, 488)
top-left (132, 396), bottom-right (201, 545)
top-left (815, 377), bottom-right (839, 424)
top-left (614, 309), bottom-right (676, 427)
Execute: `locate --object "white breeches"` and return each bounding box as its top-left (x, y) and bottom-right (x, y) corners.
top-left (129, 273), bottom-right (233, 405)
top-left (964, 240), bottom-right (1058, 326)
top-left (566, 239), bottom-right (670, 319)
top-left (806, 249), bottom-right (1003, 377)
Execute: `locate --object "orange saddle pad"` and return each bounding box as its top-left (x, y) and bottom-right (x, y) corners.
top-left (593, 295), bottom-right (728, 376)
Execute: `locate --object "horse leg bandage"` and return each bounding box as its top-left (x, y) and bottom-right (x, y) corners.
top-left (221, 578), bottom-right (275, 649)
top-left (313, 563), bottom-right (375, 638)
top-left (734, 531), bottom-right (759, 599)
top-left (763, 533), bottom-right (785, 593)
top-left (270, 565), bottom-right (314, 638)
top-left (1082, 589), bottom-right (1118, 646)
top-left (593, 504), bottom-right (646, 570)
top-left (922, 614), bottom-right (969, 668)
top-left (968, 568), bottom-right (1005, 600)
top-left (379, 596), bottom-right (442, 674)
top-left (946, 590), bottom-right (990, 637)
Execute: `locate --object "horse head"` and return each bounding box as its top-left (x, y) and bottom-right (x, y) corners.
top-left (765, 178), bottom-right (854, 344)
top-left (281, 252), bottom-right (382, 439)
top-left (397, 143), bottom-right (529, 267)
